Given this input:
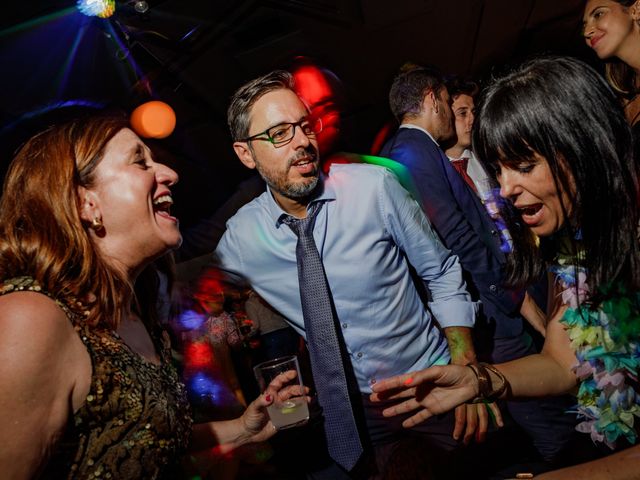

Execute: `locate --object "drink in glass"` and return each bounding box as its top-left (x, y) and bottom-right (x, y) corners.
top-left (253, 355), bottom-right (309, 429)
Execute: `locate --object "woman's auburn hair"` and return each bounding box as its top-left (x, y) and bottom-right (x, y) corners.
top-left (0, 115), bottom-right (134, 328)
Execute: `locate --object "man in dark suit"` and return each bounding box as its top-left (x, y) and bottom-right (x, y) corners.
top-left (379, 65), bottom-right (576, 463)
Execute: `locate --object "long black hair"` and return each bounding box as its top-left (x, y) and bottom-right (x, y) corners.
top-left (473, 56), bottom-right (639, 298)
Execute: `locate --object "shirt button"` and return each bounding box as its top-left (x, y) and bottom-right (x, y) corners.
top-left (489, 284), bottom-right (497, 293)
top-left (342, 323), bottom-right (348, 329)
top-left (370, 378), bottom-right (377, 385)
top-left (491, 229), bottom-right (498, 236)
top-left (357, 352), bottom-right (363, 358)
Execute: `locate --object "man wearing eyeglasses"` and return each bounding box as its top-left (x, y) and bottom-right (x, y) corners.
top-left (213, 70), bottom-right (479, 479)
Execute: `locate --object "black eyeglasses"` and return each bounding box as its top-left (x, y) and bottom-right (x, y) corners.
top-left (241, 118), bottom-right (323, 147)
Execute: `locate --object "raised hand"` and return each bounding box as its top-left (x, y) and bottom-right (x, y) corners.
top-left (369, 365), bottom-right (480, 428)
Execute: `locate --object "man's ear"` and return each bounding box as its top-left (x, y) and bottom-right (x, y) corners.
top-left (233, 141), bottom-right (257, 170)
top-left (77, 186), bottom-right (101, 224)
top-left (632, 0), bottom-right (640, 21)
top-left (423, 90), bottom-right (438, 115)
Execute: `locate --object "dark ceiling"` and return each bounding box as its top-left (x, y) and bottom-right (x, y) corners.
top-left (1, 0), bottom-right (592, 230)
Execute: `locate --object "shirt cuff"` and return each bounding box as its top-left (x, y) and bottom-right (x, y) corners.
top-left (428, 299), bottom-right (477, 329)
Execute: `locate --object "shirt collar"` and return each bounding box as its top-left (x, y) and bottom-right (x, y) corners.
top-left (447, 148), bottom-right (474, 162)
top-left (262, 172), bottom-right (336, 227)
top-left (400, 123), bottom-right (439, 146)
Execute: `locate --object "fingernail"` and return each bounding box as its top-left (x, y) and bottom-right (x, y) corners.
top-left (404, 377), bottom-right (413, 385)
top-left (265, 394), bottom-right (272, 402)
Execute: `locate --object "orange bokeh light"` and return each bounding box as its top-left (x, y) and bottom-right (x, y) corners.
top-left (130, 100), bottom-right (176, 139)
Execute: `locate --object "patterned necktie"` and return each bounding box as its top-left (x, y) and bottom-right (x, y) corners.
top-left (451, 157), bottom-right (478, 193)
top-left (282, 202), bottom-right (363, 471)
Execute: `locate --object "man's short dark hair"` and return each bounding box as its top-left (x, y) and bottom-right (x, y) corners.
top-left (227, 70), bottom-right (295, 141)
top-left (388, 64), bottom-right (446, 122)
top-left (446, 76), bottom-right (479, 100)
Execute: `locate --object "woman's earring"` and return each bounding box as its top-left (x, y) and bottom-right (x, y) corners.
top-left (91, 217), bottom-right (104, 231)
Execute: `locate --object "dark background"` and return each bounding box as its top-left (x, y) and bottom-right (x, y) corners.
top-left (0, 0), bottom-right (592, 231)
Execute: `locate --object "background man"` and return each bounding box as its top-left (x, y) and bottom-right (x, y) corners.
top-left (443, 77), bottom-right (492, 198)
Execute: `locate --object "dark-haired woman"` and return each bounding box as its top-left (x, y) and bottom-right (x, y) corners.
top-left (370, 56), bottom-right (640, 478)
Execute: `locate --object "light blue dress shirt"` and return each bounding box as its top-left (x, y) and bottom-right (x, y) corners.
top-left (214, 163), bottom-right (474, 392)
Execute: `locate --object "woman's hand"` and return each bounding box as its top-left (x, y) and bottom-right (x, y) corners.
top-left (238, 391), bottom-right (276, 444)
top-left (240, 369), bottom-right (310, 443)
top-left (369, 365), bottom-right (479, 428)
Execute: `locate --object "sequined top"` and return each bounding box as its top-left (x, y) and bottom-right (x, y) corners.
top-left (0, 277), bottom-right (193, 479)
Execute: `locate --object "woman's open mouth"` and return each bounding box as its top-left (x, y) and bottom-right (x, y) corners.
top-left (518, 203), bottom-right (543, 226)
top-left (153, 194), bottom-right (178, 222)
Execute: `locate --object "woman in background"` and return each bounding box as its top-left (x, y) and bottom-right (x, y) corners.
top-left (0, 115), bottom-right (299, 478)
top-left (583, 0), bottom-right (640, 125)
top-left (371, 56), bottom-right (640, 479)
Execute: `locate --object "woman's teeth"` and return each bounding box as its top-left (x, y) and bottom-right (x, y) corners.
top-left (153, 194), bottom-right (173, 212)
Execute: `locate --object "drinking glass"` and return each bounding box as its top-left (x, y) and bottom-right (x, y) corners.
top-left (253, 355), bottom-right (309, 429)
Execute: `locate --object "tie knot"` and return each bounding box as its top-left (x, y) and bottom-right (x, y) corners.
top-left (282, 202), bottom-right (321, 237)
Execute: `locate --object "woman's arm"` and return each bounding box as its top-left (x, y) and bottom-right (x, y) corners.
top-left (369, 292), bottom-right (579, 426)
top-left (190, 369), bottom-right (308, 453)
top-left (520, 291), bottom-right (547, 337)
top-left (490, 302), bottom-right (578, 398)
top-left (536, 444), bottom-right (640, 480)
top-left (497, 275), bottom-right (579, 398)
top-left (0, 292), bottom-right (91, 478)
top-left (190, 391), bottom-right (275, 454)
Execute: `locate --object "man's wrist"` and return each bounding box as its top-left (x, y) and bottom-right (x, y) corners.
top-left (444, 326), bottom-right (476, 365)
top-left (451, 354), bottom-right (477, 366)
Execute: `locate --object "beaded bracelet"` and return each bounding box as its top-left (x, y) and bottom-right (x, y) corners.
top-left (466, 362), bottom-right (508, 403)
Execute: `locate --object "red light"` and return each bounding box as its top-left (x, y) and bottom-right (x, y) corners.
top-left (185, 341), bottom-right (214, 368)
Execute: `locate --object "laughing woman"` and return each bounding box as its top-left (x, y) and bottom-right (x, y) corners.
top-left (0, 116), bottom-right (298, 479)
top-left (370, 56), bottom-right (640, 478)
top-left (583, 0), bottom-right (640, 125)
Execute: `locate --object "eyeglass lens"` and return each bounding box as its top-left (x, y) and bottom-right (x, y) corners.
top-left (268, 119), bottom-right (322, 144)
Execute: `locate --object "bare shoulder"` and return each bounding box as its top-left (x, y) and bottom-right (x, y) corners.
top-left (0, 291), bottom-right (72, 352)
top-left (0, 291), bottom-right (86, 386)
top-left (0, 289), bottom-right (68, 318)
top-left (0, 291), bottom-right (91, 476)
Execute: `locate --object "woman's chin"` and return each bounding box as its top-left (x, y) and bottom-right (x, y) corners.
top-left (170, 235), bottom-right (183, 250)
top-left (153, 235), bottom-right (183, 258)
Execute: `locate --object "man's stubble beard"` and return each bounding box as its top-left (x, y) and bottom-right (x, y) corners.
top-left (253, 145), bottom-right (320, 200)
